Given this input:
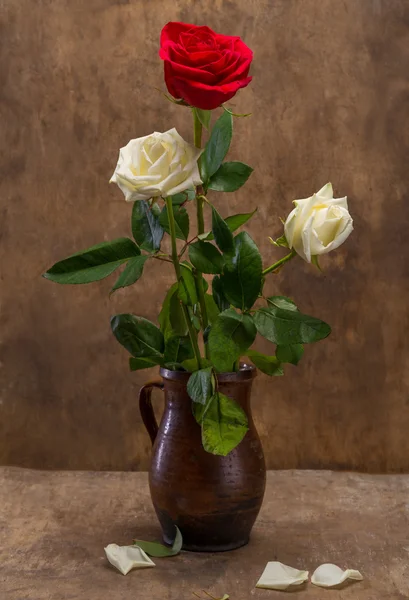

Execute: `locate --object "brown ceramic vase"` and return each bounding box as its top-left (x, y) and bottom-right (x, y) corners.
top-left (139, 364), bottom-right (266, 552)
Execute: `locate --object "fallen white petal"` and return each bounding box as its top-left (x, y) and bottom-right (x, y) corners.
top-left (104, 544), bottom-right (155, 575)
top-left (256, 561), bottom-right (309, 590)
top-left (311, 563), bottom-right (363, 588)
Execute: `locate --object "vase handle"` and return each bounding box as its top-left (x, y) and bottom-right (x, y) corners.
top-left (138, 380), bottom-right (164, 445)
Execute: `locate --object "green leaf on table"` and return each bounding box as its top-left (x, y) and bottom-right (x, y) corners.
top-left (266, 296), bottom-right (298, 311)
top-left (204, 293), bottom-right (220, 324)
top-left (201, 111), bottom-right (233, 182)
top-left (43, 238), bottom-right (141, 285)
top-left (133, 526), bottom-right (182, 557)
top-left (208, 308), bottom-right (257, 373)
top-left (212, 275), bottom-right (230, 313)
top-left (253, 307), bottom-right (331, 345)
top-left (178, 264), bottom-right (198, 306)
top-left (170, 188), bottom-right (196, 206)
top-left (189, 241), bottom-right (224, 274)
top-left (276, 344), bottom-right (304, 365)
top-left (129, 356), bottom-right (163, 371)
top-left (160, 205), bottom-right (189, 241)
top-left (200, 209), bottom-right (257, 241)
top-left (187, 367), bottom-right (213, 404)
top-left (247, 350), bottom-right (283, 376)
top-left (111, 314), bottom-right (164, 358)
top-left (208, 162), bottom-right (253, 193)
top-left (193, 107), bottom-right (212, 130)
top-left (111, 255), bottom-right (149, 293)
top-left (164, 335), bottom-right (194, 364)
top-left (202, 392), bottom-right (248, 456)
top-left (221, 232), bottom-right (262, 311)
top-left (132, 200), bottom-right (164, 252)
top-left (211, 207), bottom-right (234, 253)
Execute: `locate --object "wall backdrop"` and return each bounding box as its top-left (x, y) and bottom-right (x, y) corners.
top-left (1, 0), bottom-right (409, 472)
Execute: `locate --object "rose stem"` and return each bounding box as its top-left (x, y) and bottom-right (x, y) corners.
top-left (262, 250), bottom-right (297, 276)
top-left (165, 195), bottom-right (202, 368)
top-left (192, 108), bottom-right (210, 360)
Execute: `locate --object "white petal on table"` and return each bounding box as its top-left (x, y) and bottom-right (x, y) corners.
top-left (311, 563), bottom-right (363, 588)
top-left (256, 561), bottom-right (309, 590)
top-left (104, 544), bottom-right (155, 575)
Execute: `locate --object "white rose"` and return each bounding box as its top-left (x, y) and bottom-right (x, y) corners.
top-left (284, 183), bottom-right (353, 263)
top-left (110, 128), bottom-right (202, 202)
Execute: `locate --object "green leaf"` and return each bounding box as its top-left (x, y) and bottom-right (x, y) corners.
top-left (178, 265), bottom-right (198, 306)
top-left (253, 307), bottom-right (331, 345)
top-left (182, 357), bottom-right (212, 372)
top-left (189, 241), bottom-right (224, 274)
top-left (129, 356), bottom-right (163, 371)
top-left (170, 188), bottom-right (196, 206)
top-left (160, 205), bottom-right (189, 241)
top-left (269, 234), bottom-right (289, 248)
top-left (247, 350), bottom-right (283, 376)
top-left (187, 368), bottom-right (213, 404)
top-left (193, 107), bottom-right (212, 130)
top-left (311, 254), bottom-right (322, 271)
top-left (221, 232), bottom-right (262, 311)
top-left (223, 105), bottom-right (252, 118)
top-left (201, 111), bottom-right (233, 181)
top-left (202, 392), bottom-right (248, 456)
top-left (208, 162), bottom-right (253, 193)
top-left (43, 238), bottom-right (141, 285)
top-left (158, 283), bottom-right (179, 338)
top-left (132, 200), bottom-right (164, 252)
top-left (211, 207), bottom-right (234, 253)
top-left (111, 255), bottom-right (149, 293)
top-left (266, 296), bottom-right (298, 311)
top-left (192, 397), bottom-right (210, 424)
top-left (133, 526), bottom-right (182, 557)
top-left (208, 308), bottom-right (257, 373)
top-left (111, 314), bottom-right (164, 358)
top-left (204, 293), bottom-right (220, 324)
top-left (164, 335), bottom-right (194, 364)
top-left (276, 344), bottom-right (304, 365)
top-left (212, 275), bottom-right (230, 313)
top-left (200, 210), bottom-right (257, 241)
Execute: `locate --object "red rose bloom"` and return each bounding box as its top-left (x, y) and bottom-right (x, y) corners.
top-left (159, 22), bottom-right (253, 111)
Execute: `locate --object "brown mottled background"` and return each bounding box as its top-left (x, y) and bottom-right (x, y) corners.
top-left (1, 0), bottom-right (408, 472)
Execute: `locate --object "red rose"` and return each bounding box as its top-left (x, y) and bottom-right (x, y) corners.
top-left (159, 22), bottom-right (253, 111)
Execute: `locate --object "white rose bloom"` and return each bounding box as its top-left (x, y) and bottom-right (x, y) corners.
top-left (110, 128), bottom-right (202, 202)
top-left (284, 183), bottom-right (353, 263)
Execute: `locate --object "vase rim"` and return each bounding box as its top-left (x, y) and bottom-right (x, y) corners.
top-left (160, 363), bottom-right (256, 382)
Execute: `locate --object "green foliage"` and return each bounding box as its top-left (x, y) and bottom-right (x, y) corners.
top-left (211, 207), bottom-right (234, 253)
top-left (182, 357), bottom-right (212, 372)
top-left (193, 107), bottom-right (212, 130)
top-left (212, 275), bottom-right (230, 312)
top-left (170, 189), bottom-right (196, 205)
top-left (266, 296), bottom-right (298, 311)
top-left (208, 308), bottom-right (257, 372)
top-left (208, 162), bottom-right (253, 192)
top-left (178, 264), bottom-right (198, 306)
top-left (247, 350), bottom-right (283, 376)
top-left (276, 344), bottom-right (304, 365)
top-left (43, 238), bottom-right (140, 285)
top-left (164, 335), bottom-right (194, 363)
top-left (201, 392), bottom-right (248, 456)
top-left (187, 367), bottom-right (214, 404)
top-left (111, 255), bottom-right (149, 293)
top-left (129, 357), bottom-right (163, 371)
top-left (253, 306), bottom-right (331, 345)
top-left (160, 205), bottom-right (189, 241)
top-left (201, 111), bottom-right (233, 183)
top-left (111, 314), bottom-right (164, 359)
top-left (133, 526), bottom-right (182, 557)
top-left (204, 293), bottom-right (220, 324)
top-left (199, 210), bottom-right (257, 241)
top-left (132, 200), bottom-right (164, 252)
top-left (221, 232), bottom-right (262, 311)
top-left (189, 241), bottom-right (224, 274)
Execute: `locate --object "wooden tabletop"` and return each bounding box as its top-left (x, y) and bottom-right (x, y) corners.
top-left (0, 468), bottom-right (408, 599)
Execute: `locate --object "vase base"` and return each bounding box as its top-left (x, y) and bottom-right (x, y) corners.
top-left (164, 534), bottom-right (249, 553)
